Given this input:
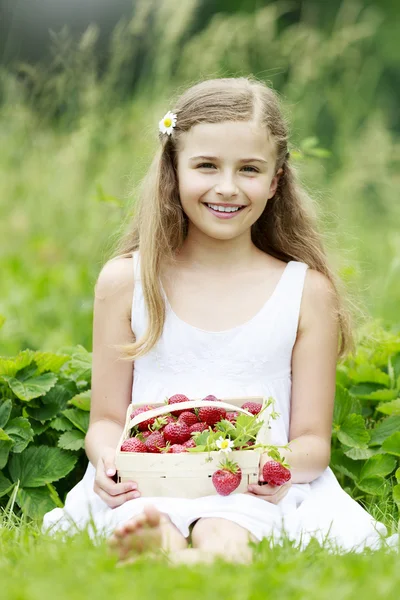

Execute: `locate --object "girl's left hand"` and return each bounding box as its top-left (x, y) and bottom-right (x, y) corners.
top-left (246, 480), bottom-right (292, 504)
top-left (246, 454), bottom-right (292, 504)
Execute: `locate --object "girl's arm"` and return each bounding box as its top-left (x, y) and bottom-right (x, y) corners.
top-left (249, 269), bottom-right (339, 501)
top-left (284, 268), bottom-right (339, 483)
top-left (85, 256), bottom-right (135, 469)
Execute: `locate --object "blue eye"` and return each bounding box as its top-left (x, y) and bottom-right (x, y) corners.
top-left (197, 163), bottom-right (258, 173)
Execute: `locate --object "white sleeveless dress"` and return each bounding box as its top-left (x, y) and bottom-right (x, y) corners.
top-left (42, 250), bottom-right (399, 553)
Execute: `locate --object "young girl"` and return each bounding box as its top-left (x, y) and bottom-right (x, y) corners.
top-left (42, 76), bottom-right (398, 563)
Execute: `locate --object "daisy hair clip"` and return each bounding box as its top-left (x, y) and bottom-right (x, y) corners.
top-left (159, 110), bottom-right (177, 136)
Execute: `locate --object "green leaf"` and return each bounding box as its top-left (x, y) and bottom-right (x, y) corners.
top-left (381, 432), bottom-right (400, 456)
top-left (58, 429), bottom-right (85, 451)
top-left (8, 445), bottom-right (77, 487)
top-left (0, 350), bottom-right (35, 377)
top-left (348, 365), bottom-right (390, 387)
top-left (360, 454), bottom-right (397, 480)
top-left (396, 468), bottom-right (400, 483)
top-left (63, 348), bottom-right (92, 385)
top-left (333, 385), bottom-right (352, 426)
top-left (26, 401), bottom-right (62, 422)
top-left (350, 383), bottom-right (382, 397)
top-left (356, 390), bottom-right (398, 402)
top-left (49, 415), bottom-right (74, 432)
top-left (16, 486), bottom-right (58, 520)
top-left (30, 420), bottom-right (50, 436)
top-left (344, 447), bottom-right (382, 460)
top-left (369, 416), bottom-right (400, 446)
top-left (1, 373), bottom-right (58, 401)
top-left (330, 450), bottom-right (362, 481)
top-left (67, 390), bottom-right (91, 411)
top-left (376, 398), bottom-right (400, 416)
top-left (33, 352), bottom-right (70, 375)
top-left (0, 399), bottom-right (12, 428)
top-left (0, 472), bottom-right (14, 497)
top-left (0, 428), bottom-right (13, 469)
top-left (337, 414), bottom-right (370, 448)
top-left (356, 476), bottom-right (386, 496)
top-left (5, 417), bottom-right (34, 453)
top-left (62, 408), bottom-right (90, 434)
top-left (393, 484), bottom-right (400, 506)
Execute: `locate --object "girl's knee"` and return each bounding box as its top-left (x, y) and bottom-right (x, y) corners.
top-left (191, 517), bottom-right (253, 549)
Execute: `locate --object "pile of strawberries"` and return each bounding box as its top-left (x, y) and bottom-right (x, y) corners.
top-left (120, 393), bottom-right (291, 496)
top-left (121, 393), bottom-right (262, 455)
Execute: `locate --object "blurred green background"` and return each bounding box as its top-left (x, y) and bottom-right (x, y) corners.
top-left (1, 0), bottom-right (399, 356)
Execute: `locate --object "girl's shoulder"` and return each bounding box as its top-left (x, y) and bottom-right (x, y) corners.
top-left (299, 268), bottom-right (337, 331)
top-left (94, 254), bottom-right (134, 318)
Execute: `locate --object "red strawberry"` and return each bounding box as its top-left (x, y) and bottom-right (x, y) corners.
top-left (130, 405), bottom-right (157, 431)
top-left (241, 401), bottom-right (262, 415)
top-left (178, 411), bottom-right (198, 427)
top-left (226, 412), bottom-right (239, 424)
top-left (163, 421), bottom-right (191, 444)
top-left (198, 405), bottom-right (226, 427)
top-left (212, 460), bottom-right (242, 496)
top-left (140, 430), bottom-right (152, 439)
top-left (152, 414), bottom-right (176, 431)
top-left (189, 422), bottom-right (208, 434)
top-left (183, 438), bottom-right (196, 448)
top-left (121, 437), bottom-right (147, 452)
top-left (169, 444), bottom-right (187, 453)
top-left (144, 431), bottom-right (166, 453)
top-left (168, 393), bottom-right (190, 415)
top-left (202, 394), bottom-right (218, 401)
top-left (262, 461), bottom-right (291, 486)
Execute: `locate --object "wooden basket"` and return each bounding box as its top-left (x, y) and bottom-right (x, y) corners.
top-left (115, 396), bottom-right (271, 498)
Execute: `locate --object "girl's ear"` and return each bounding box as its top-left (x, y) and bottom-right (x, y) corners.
top-left (268, 167), bottom-right (284, 199)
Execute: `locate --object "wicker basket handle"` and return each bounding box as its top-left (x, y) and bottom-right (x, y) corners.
top-left (128, 399), bottom-right (255, 431)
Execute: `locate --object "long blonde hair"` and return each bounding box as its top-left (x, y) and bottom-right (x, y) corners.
top-left (112, 76), bottom-right (353, 360)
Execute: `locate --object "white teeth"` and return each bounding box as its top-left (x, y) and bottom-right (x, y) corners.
top-left (206, 203), bottom-right (241, 213)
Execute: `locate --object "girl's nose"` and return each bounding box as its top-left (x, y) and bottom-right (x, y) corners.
top-left (214, 174), bottom-right (239, 197)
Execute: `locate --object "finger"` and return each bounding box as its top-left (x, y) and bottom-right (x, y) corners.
top-left (102, 449), bottom-right (117, 477)
top-left (95, 486), bottom-right (140, 509)
top-left (97, 475), bottom-right (138, 497)
top-left (248, 483), bottom-right (280, 496)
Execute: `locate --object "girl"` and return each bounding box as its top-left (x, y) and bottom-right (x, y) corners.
top-left (42, 76), bottom-right (398, 563)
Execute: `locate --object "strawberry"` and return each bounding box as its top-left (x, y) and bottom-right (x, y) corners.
top-left (140, 430), bottom-right (152, 439)
top-left (183, 438), bottom-right (196, 448)
top-left (169, 444), bottom-right (187, 453)
top-left (202, 394), bottom-right (218, 402)
top-left (198, 405), bottom-right (226, 427)
top-left (189, 422), bottom-right (208, 434)
top-left (212, 460), bottom-right (242, 496)
top-left (262, 461), bottom-right (291, 486)
top-left (152, 414), bottom-right (176, 431)
top-left (130, 405), bottom-right (157, 431)
top-left (241, 401), bottom-right (262, 415)
top-left (178, 411), bottom-right (198, 427)
top-left (144, 431), bottom-right (166, 453)
top-left (163, 421), bottom-right (191, 445)
top-left (168, 393), bottom-right (190, 415)
top-left (121, 437), bottom-right (147, 452)
top-left (226, 411), bottom-right (239, 424)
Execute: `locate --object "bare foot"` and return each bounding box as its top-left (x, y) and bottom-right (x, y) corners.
top-left (108, 505), bottom-right (163, 563)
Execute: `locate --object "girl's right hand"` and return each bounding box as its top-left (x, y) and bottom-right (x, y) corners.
top-left (93, 447), bottom-right (140, 508)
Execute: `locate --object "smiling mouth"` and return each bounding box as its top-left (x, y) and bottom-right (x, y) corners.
top-left (203, 202), bottom-right (247, 213)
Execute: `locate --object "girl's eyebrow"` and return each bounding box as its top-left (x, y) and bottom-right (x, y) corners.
top-left (189, 155), bottom-right (268, 164)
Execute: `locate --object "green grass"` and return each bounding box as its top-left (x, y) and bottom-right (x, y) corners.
top-left (1, 511), bottom-right (399, 600)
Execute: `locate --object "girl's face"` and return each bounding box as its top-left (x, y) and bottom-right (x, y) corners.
top-left (176, 120), bottom-right (282, 241)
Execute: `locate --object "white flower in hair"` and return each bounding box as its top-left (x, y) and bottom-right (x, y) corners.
top-left (159, 110), bottom-right (177, 135)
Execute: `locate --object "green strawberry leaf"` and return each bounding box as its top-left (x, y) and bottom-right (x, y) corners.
top-left (61, 408), bottom-right (90, 434)
top-left (67, 390), bottom-right (91, 412)
top-left (348, 365), bottom-right (390, 387)
top-left (330, 450), bottom-right (362, 481)
top-left (376, 398), bottom-right (400, 416)
top-left (16, 486), bottom-right (59, 520)
top-left (337, 414), bottom-right (370, 448)
top-left (58, 429), bottom-right (85, 451)
top-left (356, 476), bottom-right (386, 496)
top-left (0, 472), bottom-right (14, 498)
top-left (333, 385), bottom-right (352, 426)
top-left (0, 399), bottom-right (12, 428)
top-left (396, 468), bottom-right (400, 483)
top-left (393, 485), bottom-right (400, 506)
top-left (369, 416), bottom-right (400, 446)
top-left (0, 428), bottom-right (13, 469)
top-left (381, 432), bottom-right (400, 456)
top-left (33, 352), bottom-right (70, 375)
top-left (8, 445), bottom-right (77, 487)
top-left (49, 415), bottom-right (74, 432)
top-left (360, 454), bottom-right (397, 480)
top-left (5, 417), bottom-right (34, 453)
top-left (344, 447), bottom-right (382, 460)
top-left (0, 350), bottom-right (35, 377)
top-left (26, 401), bottom-right (62, 422)
top-left (1, 373), bottom-right (58, 401)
